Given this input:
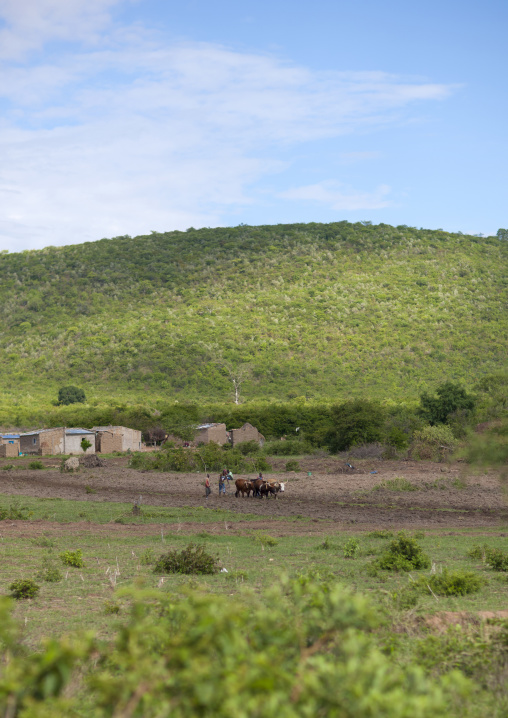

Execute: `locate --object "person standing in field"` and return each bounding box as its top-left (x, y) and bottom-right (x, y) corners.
top-left (219, 471), bottom-right (226, 496)
top-left (205, 474), bottom-right (211, 500)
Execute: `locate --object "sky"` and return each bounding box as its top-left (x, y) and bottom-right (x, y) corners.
top-left (0, 0), bottom-right (506, 252)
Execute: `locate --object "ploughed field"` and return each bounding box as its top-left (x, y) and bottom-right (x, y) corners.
top-left (0, 456), bottom-right (505, 530)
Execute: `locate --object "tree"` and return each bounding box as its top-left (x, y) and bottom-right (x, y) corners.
top-left (58, 386), bottom-right (86, 405)
top-left (325, 400), bottom-right (386, 452)
top-left (80, 438), bottom-right (92, 452)
top-left (418, 381), bottom-right (475, 426)
top-left (496, 228), bottom-right (508, 240)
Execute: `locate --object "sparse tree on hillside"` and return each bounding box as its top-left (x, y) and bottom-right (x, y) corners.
top-left (58, 386), bottom-right (86, 405)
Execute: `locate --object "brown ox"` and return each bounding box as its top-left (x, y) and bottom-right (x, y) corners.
top-left (235, 479), bottom-right (253, 498)
top-left (259, 481), bottom-right (285, 499)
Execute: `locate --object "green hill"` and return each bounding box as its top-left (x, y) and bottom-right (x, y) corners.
top-left (1, 221), bottom-right (506, 410)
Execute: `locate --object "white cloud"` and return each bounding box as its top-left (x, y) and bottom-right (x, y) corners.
top-left (0, 2), bottom-right (456, 251)
top-left (279, 181), bottom-right (392, 211)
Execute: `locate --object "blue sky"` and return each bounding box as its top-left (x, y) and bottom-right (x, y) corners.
top-left (0, 0), bottom-right (506, 251)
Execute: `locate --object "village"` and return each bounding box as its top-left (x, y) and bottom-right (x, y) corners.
top-left (0, 422), bottom-right (265, 457)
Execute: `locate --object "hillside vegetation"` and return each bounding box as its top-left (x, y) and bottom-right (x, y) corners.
top-left (1, 222), bottom-right (506, 412)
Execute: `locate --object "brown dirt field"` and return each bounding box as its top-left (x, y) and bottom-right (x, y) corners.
top-left (0, 458), bottom-right (506, 531)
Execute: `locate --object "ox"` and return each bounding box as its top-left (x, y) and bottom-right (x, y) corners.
top-left (235, 479), bottom-right (253, 498)
top-left (259, 481), bottom-right (285, 499)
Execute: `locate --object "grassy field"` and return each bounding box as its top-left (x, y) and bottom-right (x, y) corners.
top-left (2, 494), bottom-right (507, 650)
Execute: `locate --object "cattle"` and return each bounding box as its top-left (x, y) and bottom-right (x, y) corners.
top-left (235, 479), bottom-right (253, 498)
top-left (258, 481), bottom-right (285, 499)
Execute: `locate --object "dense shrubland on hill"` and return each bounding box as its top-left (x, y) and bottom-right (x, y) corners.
top-left (0, 221), bottom-right (506, 408)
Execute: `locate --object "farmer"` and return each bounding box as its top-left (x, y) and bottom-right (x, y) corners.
top-left (205, 474), bottom-right (211, 500)
top-left (218, 471), bottom-right (226, 496)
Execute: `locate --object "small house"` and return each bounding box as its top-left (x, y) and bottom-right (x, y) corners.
top-left (229, 422), bottom-right (265, 448)
top-left (19, 428), bottom-right (95, 456)
top-left (0, 434), bottom-right (20, 457)
top-left (92, 426), bottom-right (142, 453)
top-left (194, 423), bottom-right (228, 446)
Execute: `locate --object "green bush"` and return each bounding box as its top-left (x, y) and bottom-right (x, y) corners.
top-left (9, 579), bottom-right (40, 600)
top-left (154, 543), bottom-right (219, 575)
top-left (422, 569), bottom-right (485, 597)
top-left (375, 477), bottom-right (417, 492)
top-left (469, 544), bottom-right (508, 571)
top-left (367, 530), bottom-right (394, 539)
top-left (375, 532), bottom-right (431, 572)
top-left (411, 424), bottom-right (457, 461)
top-left (36, 558), bottom-right (63, 583)
top-left (262, 439), bottom-right (314, 456)
top-left (418, 381), bottom-right (476, 426)
top-left (235, 440), bottom-right (261, 456)
top-left (59, 549), bottom-right (84, 568)
top-left (140, 548), bottom-right (155, 565)
top-left (315, 537), bottom-right (335, 550)
top-left (28, 460), bottom-right (44, 470)
top-left (254, 533), bottom-right (279, 548)
top-left (0, 503), bottom-right (32, 521)
top-left (1, 464), bottom-right (14, 471)
top-left (344, 538), bottom-right (360, 558)
top-left (104, 600), bottom-right (121, 614)
top-left (325, 400), bottom-right (386, 452)
top-left (58, 385), bottom-right (86, 405)
top-left (29, 535), bottom-right (55, 548)
top-left (285, 459), bottom-right (300, 471)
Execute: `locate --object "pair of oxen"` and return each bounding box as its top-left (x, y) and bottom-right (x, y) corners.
top-left (234, 478), bottom-right (285, 499)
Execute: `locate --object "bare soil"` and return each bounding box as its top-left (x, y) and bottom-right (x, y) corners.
top-left (0, 458), bottom-right (506, 532)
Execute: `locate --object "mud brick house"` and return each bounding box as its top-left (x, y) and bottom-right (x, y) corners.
top-left (0, 434), bottom-right (20, 457)
top-left (229, 422), bottom-right (265, 447)
top-left (92, 426), bottom-right (142, 453)
top-left (194, 423), bottom-right (228, 445)
top-left (19, 428), bottom-right (95, 455)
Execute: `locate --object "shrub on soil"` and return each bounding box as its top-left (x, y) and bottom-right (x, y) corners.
top-left (375, 477), bottom-right (417, 492)
top-left (154, 544), bottom-right (219, 575)
top-left (28, 460), bottom-right (44, 470)
top-left (262, 439), bottom-right (314, 456)
top-left (367, 530), bottom-right (394, 539)
top-left (285, 459), bottom-right (300, 471)
top-left (9, 579), bottom-right (40, 600)
top-left (60, 550), bottom-right (84, 568)
top-left (0, 504), bottom-right (32, 521)
top-left (255, 534), bottom-right (278, 548)
top-left (344, 538), bottom-right (360, 558)
top-left (374, 532), bottom-right (431, 572)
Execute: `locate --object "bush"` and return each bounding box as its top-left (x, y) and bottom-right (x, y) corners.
top-left (29, 535), bottom-right (55, 548)
top-left (36, 558), bottom-right (63, 583)
top-left (325, 400), bottom-right (386, 452)
top-left (154, 544), bottom-right (219, 575)
top-left (411, 424), bottom-right (457, 461)
top-left (315, 537), bottom-right (335, 550)
top-left (285, 459), bottom-right (300, 471)
top-left (59, 550), bottom-right (84, 568)
top-left (9, 579), bottom-right (40, 599)
top-left (367, 530), bottom-right (394, 539)
top-left (28, 460), bottom-right (44, 470)
top-left (140, 548), bottom-right (155, 565)
top-left (344, 538), bottom-right (360, 558)
top-left (422, 569), bottom-right (485, 597)
top-left (104, 600), bottom-right (121, 614)
top-left (375, 477), bottom-right (417, 492)
top-left (418, 381), bottom-right (476, 426)
top-left (375, 532), bottom-right (431, 572)
top-left (1, 464), bottom-right (14, 471)
top-left (235, 440), bottom-right (261, 456)
top-left (254, 533), bottom-right (278, 548)
top-left (0, 503), bottom-right (32, 521)
top-left (262, 439), bottom-right (314, 456)
top-left (58, 385), bottom-right (86, 405)
top-left (469, 544), bottom-right (508, 571)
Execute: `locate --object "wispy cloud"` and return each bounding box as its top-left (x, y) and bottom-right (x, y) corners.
top-left (279, 181), bottom-right (392, 211)
top-left (0, 1), bottom-right (456, 251)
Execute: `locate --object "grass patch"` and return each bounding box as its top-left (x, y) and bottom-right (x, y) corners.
top-left (375, 477), bottom-right (418, 492)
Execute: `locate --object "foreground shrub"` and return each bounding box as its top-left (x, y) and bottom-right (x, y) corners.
top-left (28, 460), bottom-right (44, 470)
top-left (0, 578), bottom-right (472, 717)
top-left (254, 533), bottom-right (278, 548)
top-left (343, 538), bottom-right (360, 558)
top-left (59, 549), bottom-right (84, 568)
top-left (9, 579), bottom-right (40, 599)
top-left (0, 503), bottom-right (32, 521)
top-left (285, 459), bottom-right (300, 471)
top-left (36, 558), bottom-right (63, 583)
top-left (375, 477), bottom-right (417, 492)
top-left (375, 532), bottom-right (431, 572)
top-left (153, 543), bottom-right (218, 575)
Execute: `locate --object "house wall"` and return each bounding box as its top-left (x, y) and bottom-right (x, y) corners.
top-left (93, 426), bottom-right (142, 453)
top-left (0, 443), bottom-right (18, 457)
top-left (230, 423), bottom-right (265, 447)
top-left (195, 423), bottom-right (227, 445)
top-left (96, 432), bottom-right (123, 453)
top-left (65, 434), bottom-right (95, 455)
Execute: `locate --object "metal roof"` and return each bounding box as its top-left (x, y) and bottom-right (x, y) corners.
top-left (2, 434), bottom-right (20, 439)
top-left (65, 428), bottom-right (94, 435)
